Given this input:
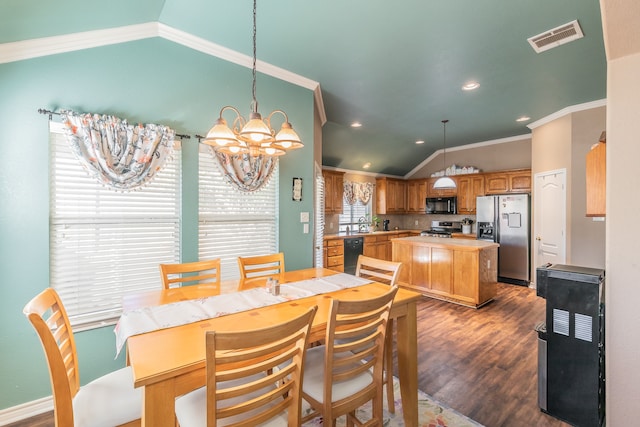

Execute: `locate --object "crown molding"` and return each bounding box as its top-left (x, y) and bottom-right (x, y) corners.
top-left (0, 23), bottom-right (157, 64)
top-left (405, 133), bottom-right (532, 178)
top-left (0, 22), bottom-right (325, 121)
top-left (527, 98), bottom-right (607, 129)
top-left (324, 133), bottom-right (533, 179)
top-left (320, 165), bottom-right (403, 179)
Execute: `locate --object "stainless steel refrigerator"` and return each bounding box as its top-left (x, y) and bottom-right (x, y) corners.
top-left (476, 194), bottom-right (531, 285)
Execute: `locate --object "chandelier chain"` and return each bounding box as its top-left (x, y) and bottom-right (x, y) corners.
top-left (251, 0), bottom-right (258, 113)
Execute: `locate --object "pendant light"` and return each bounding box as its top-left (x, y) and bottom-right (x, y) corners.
top-left (433, 119), bottom-right (456, 189)
top-left (202, 0), bottom-right (303, 157)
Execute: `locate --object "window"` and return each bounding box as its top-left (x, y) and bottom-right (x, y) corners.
top-left (338, 199), bottom-right (371, 233)
top-left (198, 145), bottom-right (279, 280)
top-left (49, 122), bottom-right (181, 328)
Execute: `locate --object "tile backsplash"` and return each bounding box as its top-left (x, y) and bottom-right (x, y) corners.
top-left (324, 213), bottom-right (477, 234)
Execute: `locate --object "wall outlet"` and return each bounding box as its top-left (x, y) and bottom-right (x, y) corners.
top-left (329, 223), bottom-right (334, 229)
top-left (415, 220), bottom-right (419, 226)
top-left (300, 212), bottom-right (309, 223)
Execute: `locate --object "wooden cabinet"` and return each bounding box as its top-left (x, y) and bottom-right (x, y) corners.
top-left (363, 235), bottom-right (391, 260)
top-left (426, 177), bottom-right (457, 197)
top-left (484, 169), bottom-right (531, 194)
top-left (323, 170), bottom-right (345, 214)
top-left (406, 179), bottom-right (427, 213)
top-left (323, 238), bottom-right (344, 272)
top-left (376, 178), bottom-right (406, 214)
top-left (392, 237), bottom-right (498, 308)
top-left (586, 141), bottom-right (606, 217)
top-left (456, 175), bottom-right (485, 214)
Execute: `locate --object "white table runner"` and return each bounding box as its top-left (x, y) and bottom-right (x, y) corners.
top-left (114, 273), bottom-right (372, 356)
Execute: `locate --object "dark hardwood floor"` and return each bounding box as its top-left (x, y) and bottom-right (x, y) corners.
top-left (408, 282), bottom-right (568, 427)
top-left (9, 282), bottom-right (567, 427)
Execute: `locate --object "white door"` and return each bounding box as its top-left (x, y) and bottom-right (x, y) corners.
top-left (533, 169), bottom-right (566, 279)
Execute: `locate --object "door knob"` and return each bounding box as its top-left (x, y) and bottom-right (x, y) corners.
top-left (536, 236), bottom-right (541, 241)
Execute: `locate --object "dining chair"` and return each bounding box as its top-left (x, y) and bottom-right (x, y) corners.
top-left (237, 252), bottom-right (285, 282)
top-left (355, 255), bottom-right (403, 413)
top-left (301, 286), bottom-right (399, 426)
top-left (23, 288), bottom-right (141, 427)
top-left (159, 259), bottom-right (222, 290)
top-left (175, 306), bottom-right (318, 427)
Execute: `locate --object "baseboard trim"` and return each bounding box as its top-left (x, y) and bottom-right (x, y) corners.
top-left (0, 397), bottom-right (53, 426)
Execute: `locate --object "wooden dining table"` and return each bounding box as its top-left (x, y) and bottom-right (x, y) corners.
top-left (122, 267), bottom-right (422, 426)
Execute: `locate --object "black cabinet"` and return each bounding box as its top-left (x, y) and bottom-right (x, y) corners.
top-left (536, 264), bottom-right (605, 427)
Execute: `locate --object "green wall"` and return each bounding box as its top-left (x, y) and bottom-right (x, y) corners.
top-left (0, 37), bottom-right (315, 410)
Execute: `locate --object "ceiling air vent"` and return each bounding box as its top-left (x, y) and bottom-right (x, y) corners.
top-left (527, 19), bottom-right (584, 53)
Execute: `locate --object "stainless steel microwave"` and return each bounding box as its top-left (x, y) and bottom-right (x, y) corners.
top-left (426, 196), bottom-right (457, 214)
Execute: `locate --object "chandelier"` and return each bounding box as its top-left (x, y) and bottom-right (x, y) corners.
top-left (202, 0), bottom-right (303, 157)
top-left (433, 119), bottom-right (457, 189)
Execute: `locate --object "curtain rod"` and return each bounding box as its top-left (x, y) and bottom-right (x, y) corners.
top-left (37, 108), bottom-right (191, 139)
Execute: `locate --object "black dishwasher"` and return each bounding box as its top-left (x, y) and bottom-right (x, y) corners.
top-left (343, 238), bottom-right (363, 275)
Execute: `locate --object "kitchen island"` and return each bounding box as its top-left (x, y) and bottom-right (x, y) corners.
top-left (392, 236), bottom-right (499, 308)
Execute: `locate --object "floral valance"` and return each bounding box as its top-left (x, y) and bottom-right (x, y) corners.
top-left (212, 148), bottom-right (277, 193)
top-left (61, 110), bottom-right (175, 191)
top-left (344, 180), bottom-right (374, 205)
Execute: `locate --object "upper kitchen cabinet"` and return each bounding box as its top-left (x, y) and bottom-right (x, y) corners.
top-left (457, 175), bottom-right (485, 214)
top-left (484, 169), bottom-right (531, 194)
top-left (376, 177), bottom-right (406, 214)
top-left (586, 137), bottom-right (606, 217)
top-left (427, 177), bottom-right (457, 197)
top-left (323, 170), bottom-right (345, 214)
top-left (406, 179), bottom-right (428, 213)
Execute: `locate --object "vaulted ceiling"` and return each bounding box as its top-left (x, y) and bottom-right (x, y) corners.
top-left (0, 0), bottom-right (606, 176)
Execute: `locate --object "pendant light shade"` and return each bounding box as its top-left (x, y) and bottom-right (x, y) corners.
top-left (433, 176), bottom-right (456, 189)
top-left (433, 119), bottom-right (456, 189)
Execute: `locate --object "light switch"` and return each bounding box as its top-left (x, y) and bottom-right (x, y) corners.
top-left (300, 212), bottom-right (310, 223)
top-left (303, 223), bottom-right (309, 234)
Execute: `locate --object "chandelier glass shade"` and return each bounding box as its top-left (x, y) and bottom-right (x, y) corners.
top-left (202, 0), bottom-right (303, 157)
top-left (433, 119), bottom-right (457, 189)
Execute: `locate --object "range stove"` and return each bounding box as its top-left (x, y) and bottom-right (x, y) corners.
top-left (420, 220), bottom-right (462, 238)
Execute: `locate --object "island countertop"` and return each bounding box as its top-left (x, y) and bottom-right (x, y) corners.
top-left (390, 236), bottom-right (499, 250)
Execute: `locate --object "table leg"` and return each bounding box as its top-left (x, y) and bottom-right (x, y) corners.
top-left (142, 379), bottom-right (176, 427)
top-left (396, 301), bottom-right (418, 426)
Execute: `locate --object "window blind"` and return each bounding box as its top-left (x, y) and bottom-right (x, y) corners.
top-left (49, 122), bottom-right (181, 328)
top-left (198, 145), bottom-right (278, 280)
top-left (338, 200), bottom-right (371, 232)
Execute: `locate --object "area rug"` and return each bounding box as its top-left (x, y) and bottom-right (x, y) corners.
top-left (302, 376), bottom-right (484, 427)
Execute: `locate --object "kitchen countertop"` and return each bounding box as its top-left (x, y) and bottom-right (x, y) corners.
top-left (391, 235), bottom-right (499, 251)
top-left (324, 230), bottom-right (422, 240)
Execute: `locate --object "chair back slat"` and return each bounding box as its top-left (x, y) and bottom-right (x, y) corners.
top-left (23, 288), bottom-right (80, 427)
top-left (355, 255), bottom-right (402, 286)
top-left (206, 306), bottom-right (316, 426)
top-left (237, 253), bottom-right (285, 282)
top-left (159, 259), bottom-right (221, 290)
top-left (317, 286), bottom-right (398, 423)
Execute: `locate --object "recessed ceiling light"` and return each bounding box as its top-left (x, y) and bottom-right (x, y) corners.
top-left (351, 122), bottom-right (362, 128)
top-left (516, 116), bottom-right (531, 122)
top-left (415, 140), bottom-right (425, 144)
top-left (362, 162), bottom-right (371, 169)
top-left (462, 81), bottom-right (480, 91)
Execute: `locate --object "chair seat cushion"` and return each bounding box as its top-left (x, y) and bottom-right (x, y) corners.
top-left (302, 345), bottom-right (373, 404)
top-left (175, 373), bottom-right (288, 427)
top-left (72, 366), bottom-right (141, 427)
